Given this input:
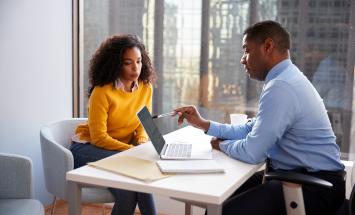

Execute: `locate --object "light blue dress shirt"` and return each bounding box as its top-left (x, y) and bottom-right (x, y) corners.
top-left (207, 59), bottom-right (344, 172)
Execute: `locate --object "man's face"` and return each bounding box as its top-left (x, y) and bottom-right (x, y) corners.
top-left (240, 35), bottom-right (268, 81)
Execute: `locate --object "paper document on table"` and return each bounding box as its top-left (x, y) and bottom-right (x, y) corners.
top-left (88, 156), bottom-right (171, 182)
top-left (156, 160), bottom-right (225, 174)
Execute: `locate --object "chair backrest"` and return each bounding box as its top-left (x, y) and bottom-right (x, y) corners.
top-left (40, 118), bottom-right (87, 199)
top-left (349, 162), bottom-right (355, 215)
top-left (0, 152), bottom-right (33, 199)
top-left (351, 162), bottom-right (355, 190)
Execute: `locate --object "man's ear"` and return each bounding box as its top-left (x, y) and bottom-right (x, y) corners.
top-left (264, 38), bottom-right (274, 54)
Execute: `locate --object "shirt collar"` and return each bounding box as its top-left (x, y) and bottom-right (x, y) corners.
top-left (265, 59), bottom-right (292, 82)
top-left (115, 79), bottom-right (139, 92)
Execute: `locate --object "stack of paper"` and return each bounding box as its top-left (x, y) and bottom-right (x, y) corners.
top-left (88, 156), bottom-right (171, 182)
top-left (156, 160), bottom-right (225, 174)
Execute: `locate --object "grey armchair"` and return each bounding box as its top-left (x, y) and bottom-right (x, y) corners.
top-left (40, 118), bottom-right (114, 215)
top-left (0, 152), bottom-right (44, 215)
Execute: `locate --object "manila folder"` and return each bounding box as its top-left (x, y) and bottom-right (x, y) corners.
top-left (88, 156), bottom-right (171, 182)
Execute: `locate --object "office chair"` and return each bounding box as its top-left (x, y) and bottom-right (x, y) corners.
top-left (0, 152), bottom-right (44, 215)
top-left (264, 160), bottom-right (355, 215)
top-left (40, 118), bottom-right (115, 215)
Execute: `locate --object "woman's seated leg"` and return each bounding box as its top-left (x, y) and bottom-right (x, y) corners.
top-left (109, 188), bottom-right (138, 215)
top-left (137, 192), bottom-right (157, 215)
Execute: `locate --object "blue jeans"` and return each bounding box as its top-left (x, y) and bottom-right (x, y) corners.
top-left (70, 142), bottom-right (157, 215)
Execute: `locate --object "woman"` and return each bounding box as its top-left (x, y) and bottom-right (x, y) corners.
top-left (70, 34), bottom-right (156, 215)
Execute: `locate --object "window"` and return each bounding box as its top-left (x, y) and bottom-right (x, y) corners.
top-left (74, 0), bottom-right (355, 160)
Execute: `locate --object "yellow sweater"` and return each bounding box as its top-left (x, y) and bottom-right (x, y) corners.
top-left (75, 81), bottom-right (152, 151)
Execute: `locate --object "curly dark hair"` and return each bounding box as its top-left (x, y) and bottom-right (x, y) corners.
top-left (88, 34), bottom-right (156, 96)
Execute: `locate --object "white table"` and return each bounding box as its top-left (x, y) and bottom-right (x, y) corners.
top-left (66, 126), bottom-right (263, 215)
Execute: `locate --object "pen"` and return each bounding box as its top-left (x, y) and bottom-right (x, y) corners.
top-left (152, 111), bottom-right (175, 119)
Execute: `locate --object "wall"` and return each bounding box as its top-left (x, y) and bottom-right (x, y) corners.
top-left (0, 0), bottom-right (72, 205)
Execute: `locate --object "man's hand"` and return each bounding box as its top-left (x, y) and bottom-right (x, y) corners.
top-left (210, 137), bottom-right (223, 150)
top-left (173, 105), bottom-right (210, 132)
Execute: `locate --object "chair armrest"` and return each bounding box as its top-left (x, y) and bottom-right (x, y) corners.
top-left (40, 128), bottom-right (74, 199)
top-left (264, 171), bottom-right (333, 188)
top-left (0, 153), bottom-right (33, 199)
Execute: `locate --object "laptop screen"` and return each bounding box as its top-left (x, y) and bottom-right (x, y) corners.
top-left (137, 106), bottom-right (166, 154)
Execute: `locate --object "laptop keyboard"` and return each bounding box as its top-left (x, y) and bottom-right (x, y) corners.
top-left (166, 144), bottom-right (192, 158)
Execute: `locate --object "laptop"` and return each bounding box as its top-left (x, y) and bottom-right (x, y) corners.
top-left (137, 106), bottom-right (212, 160)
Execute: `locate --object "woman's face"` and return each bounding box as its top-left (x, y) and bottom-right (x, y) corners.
top-left (120, 47), bottom-right (142, 83)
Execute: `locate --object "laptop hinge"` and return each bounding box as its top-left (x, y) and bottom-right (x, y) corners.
top-left (161, 144), bottom-right (168, 156)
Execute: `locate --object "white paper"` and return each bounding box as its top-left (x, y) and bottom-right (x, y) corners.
top-left (156, 160), bottom-right (224, 174)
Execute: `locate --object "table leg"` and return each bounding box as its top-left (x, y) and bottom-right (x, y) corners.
top-left (68, 181), bottom-right (82, 215)
top-left (184, 202), bottom-right (192, 215)
top-left (206, 204), bottom-right (222, 215)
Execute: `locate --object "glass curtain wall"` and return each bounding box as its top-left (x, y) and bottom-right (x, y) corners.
top-left (78, 0), bottom-right (355, 159)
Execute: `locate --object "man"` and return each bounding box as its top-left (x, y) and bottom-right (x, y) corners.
top-left (174, 21), bottom-right (345, 215)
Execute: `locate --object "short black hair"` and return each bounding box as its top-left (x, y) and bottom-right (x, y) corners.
top-left (243, 20), bottom-right (290, 52)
